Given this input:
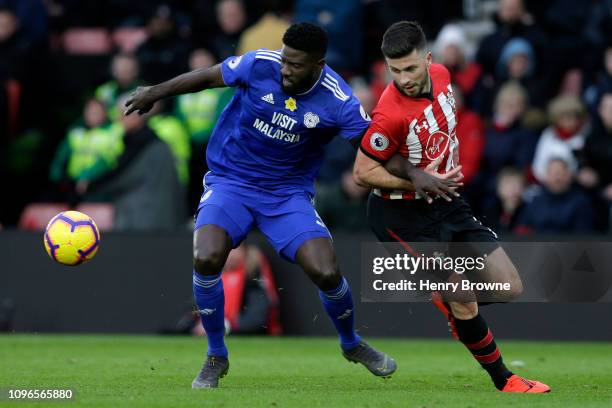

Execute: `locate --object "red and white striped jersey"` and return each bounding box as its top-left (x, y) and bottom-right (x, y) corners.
top-left (359, 63), bottom-right (459, 200)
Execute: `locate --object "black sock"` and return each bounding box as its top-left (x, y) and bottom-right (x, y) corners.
top-left (453, 313), bottom-right (513, 390)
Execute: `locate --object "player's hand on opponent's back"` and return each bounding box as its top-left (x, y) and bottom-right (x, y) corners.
top-left (408, 156), bottom-right (464, 203)
top-left (124, 86), bottom-right (157, 116)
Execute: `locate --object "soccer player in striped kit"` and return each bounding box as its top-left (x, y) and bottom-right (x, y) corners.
top-left (353, 21), bottom-right (550, 393)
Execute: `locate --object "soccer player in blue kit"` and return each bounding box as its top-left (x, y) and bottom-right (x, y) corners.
top-left (125, 22), bottom-right (457, 389)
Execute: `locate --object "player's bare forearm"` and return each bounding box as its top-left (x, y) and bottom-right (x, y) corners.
top-left (385, 153), bottom-right (412, 179)
top-left (124, 64), bottom-right (226, 115)
top-left (153, 64), bottom-right (226, 97)
top-left (353, 150), bottom-right (414, 190)
top-left (386, 154), bottom-right (445, 182)
top-left (357, 151), bottom-right (464, 203)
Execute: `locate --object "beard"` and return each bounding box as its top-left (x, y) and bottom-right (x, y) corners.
top-left (281, 70), bottom-right (320, 95)
top-left (395, 72), bottom-right (430, 97)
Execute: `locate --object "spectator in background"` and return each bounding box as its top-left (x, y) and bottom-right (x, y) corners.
top-left (209, 0), bottom-right (247, 61)
top-left (136, 5), bottom-right (191, 84)
top-left (433, 23), bottom-right (483, 112)
top-left (44, 0), bottom-right (114, 28)
top-left (0, 8), bottom-right (21, 68)
top-left (0, 0), bottom-right (47, 51)
top-left (584, 0), bottom-right (612, 76)
top-left (1, 4), bottom-right (53, 140)
top-left (295, 0), bottom-right (362, 73)
top-left (175, 48), bottom-right (234, 208)
top-left (453, 86), bottom-right (484, 185)
top-left (146, 99), bottom-right (191, 187)
top-left (176, 49), bottom-right (233, 148)
top-left (518, 157), bottom-right (593, 234)
top-left (350, 77), bottom-right (375, 116)
top-left (479, 81), bottom-right (537, 209)
top-left (483, 167), bottom-right (526, 234)
top-left (49, 98), bottom-right (123, 192)
top-left (316, 170), bottom-right (369, 231)
top-left (577, 93), bottom-right (612, 230)
top-left (372, 0), bottom-right (462, 41)
top-left (0, 7), bottom-right (53, 225)
top-left (84, 96), bottom-right (186, 230)
top-left (0, 8), bottom-right (22, 141)
top-left (557, 68), bottom-right (584, 99)
top-left (95, 53), bottom-right (143, 120)
top-left (538, 0), bottom-right (591, 90)
top-left (369, 60), bottom-right (391, 103)
top-left (0, 7), bottom-right (38, 139)
top-left (532, 95), bottom-right (588, 184)
top-left (476, 0), bottom-right (545, 77)
top-left (236, 0), bottom-right (290, 55)
top-left (585, 42), bottom-right (612, 113)
top-left (316, 77), bottom-right (373, 229)
top-left (494, 38), bottom-right (547, 109)
top-left (581, 93), bottom-right (612, 201)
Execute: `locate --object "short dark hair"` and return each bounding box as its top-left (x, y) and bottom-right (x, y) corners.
top-left (282, 22), bottom-right (328, 57)
top-left (381, 21), bottom-right (427, 59)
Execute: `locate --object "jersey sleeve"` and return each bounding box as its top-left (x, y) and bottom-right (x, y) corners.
top-left (220, 51), bottom-right (257, 87)
top-left (336, 95), bottom-right (372, 141)
top-left (359, 110), bottom-right (403, 163)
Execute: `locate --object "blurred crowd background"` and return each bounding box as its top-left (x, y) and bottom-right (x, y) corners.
top-left (1, 0), bottom-right (612, 236)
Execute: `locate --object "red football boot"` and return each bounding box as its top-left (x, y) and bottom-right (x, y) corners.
top-left (501, 375), bottom-right (551, 393)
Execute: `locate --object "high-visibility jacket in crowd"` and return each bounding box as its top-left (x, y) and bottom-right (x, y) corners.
top-left (175, 88), bottom-right (235, 145)
top-left (148, 114), bottom-right (191, 185)
top-left (50, 122), bottom-right (124, 182)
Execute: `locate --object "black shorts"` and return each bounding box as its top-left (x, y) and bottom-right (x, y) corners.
top-left (367, 193), bottom-right (499, 259)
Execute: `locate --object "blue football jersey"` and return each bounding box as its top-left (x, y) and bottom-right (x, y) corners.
top-left (204, 49), bottom-right (371, 195)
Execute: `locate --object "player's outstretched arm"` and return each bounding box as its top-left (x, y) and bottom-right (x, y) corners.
top-left (124, 64), bottom-right (226, 116)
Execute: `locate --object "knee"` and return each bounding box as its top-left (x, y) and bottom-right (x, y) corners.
top-left (496, 269), bottom-right (523, 301)
top-left (505, 276), bottom-right (523, 300)
top-left (449, 301), bottom-right (479, 320)
top-left (311, 263), bottom-right (342, 291)
top-left (485, 249), bottom-right (523, 300)
top-left (193, 248), bottom-right (226, 276)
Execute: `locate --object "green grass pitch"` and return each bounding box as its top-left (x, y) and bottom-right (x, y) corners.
top-left (1, 335), bottom-right (611, 407)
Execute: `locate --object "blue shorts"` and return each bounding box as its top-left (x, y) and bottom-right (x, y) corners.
top-left (194, 182), bottom-right (331, 262)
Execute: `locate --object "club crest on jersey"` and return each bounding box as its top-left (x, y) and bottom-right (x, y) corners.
top-left (425, 131), bottom-right (451, 161)
top-left (284, 97), bottom-right (297, 112)
top-left (370, 132), bottom-right (389, 151)
top-left (303, 112), bottom-right (319, 128)
top-left (228, 55), bottom-right (243, 70)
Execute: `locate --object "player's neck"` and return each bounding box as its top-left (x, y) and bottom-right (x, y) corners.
top-left (295, 68), bottom-right (324, 96)
top-left (422, 74), bottom-right (432, 95)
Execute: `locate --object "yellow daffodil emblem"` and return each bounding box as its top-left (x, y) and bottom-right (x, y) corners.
top-left (284, 97), bottom-right (297, 112)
